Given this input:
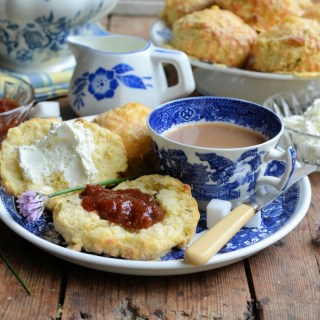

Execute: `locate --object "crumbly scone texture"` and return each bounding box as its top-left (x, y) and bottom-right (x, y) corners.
top-left (252, 16), bottom-right (320, 73)
top-left (0, 118), bottom-right (128, 200)
top-left (171, 6), bottom-right (257, 67)
top-left (53, 174), bottom-right (200, 261)
top-left (213, 0), bottom-right (311, 32)
top-left (93, 102), bottom-right (158, 176)
top-left (161, 0), bottom-right (216, 26)
top-left (302, 3), bottom-right (320, 22)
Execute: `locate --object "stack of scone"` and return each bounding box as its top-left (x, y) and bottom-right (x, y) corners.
top-left (162, 0), bottom-right (320, 74)
top-left (0, 102), bottom-right (200, 261)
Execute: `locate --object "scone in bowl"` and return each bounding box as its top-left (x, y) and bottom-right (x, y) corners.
top-left (263, 88), bottom-right (320, 171)
top-left (0, 73), bottom-right (35, 142)
top-left (151, 19), bottom-right (320, 104)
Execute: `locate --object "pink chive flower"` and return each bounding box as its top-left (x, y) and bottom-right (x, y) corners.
top-left (16, 176), bottom-right (136, 221)
top-left (17, 191), bottom-right (49, 222)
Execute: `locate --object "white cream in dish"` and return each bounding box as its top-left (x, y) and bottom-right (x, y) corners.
top-left (17, 121), bottom-right (97, 186)
top-left (283, 98), bottom-right (320, 166)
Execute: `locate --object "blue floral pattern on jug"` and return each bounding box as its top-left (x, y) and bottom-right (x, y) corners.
top-left (0, 182), bottom-right (299, 261)
top-left (0, 3), bottom-right (105, 64)
top-left (71, 65), bottom-right (153, 110)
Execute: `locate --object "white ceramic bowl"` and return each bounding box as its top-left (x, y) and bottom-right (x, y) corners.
top-left (0, 0), bottom-right (119, 73)
top-left (150, 19), bottom-right (320, 104)
top-left (263, 88), bottom-right (320, 171)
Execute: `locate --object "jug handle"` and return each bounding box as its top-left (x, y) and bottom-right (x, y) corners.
top-left (151, 48), bottom-right (195, 102)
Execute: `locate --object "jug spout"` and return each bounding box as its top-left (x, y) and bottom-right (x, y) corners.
top-left (66, 36), bottom-right (95, 60)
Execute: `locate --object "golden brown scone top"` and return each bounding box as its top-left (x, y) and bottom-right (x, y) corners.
top-left (93, 102), bottom-right (158, 176)
top-left (93, 102), bottom-right (152, 159)
top-left (161, 0), bottom-right (216, 26)
top-left (171, 6), bottom-right (257, 67)
top-left (213, 0), bottom-right (311, 32)
top-left (302, 3), bottom-right (320, 22)
top-left (251, 16), bottom-right (320, 74)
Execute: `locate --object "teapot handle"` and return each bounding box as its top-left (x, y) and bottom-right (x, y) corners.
top-left (151, 47), bottom-right (195, 102)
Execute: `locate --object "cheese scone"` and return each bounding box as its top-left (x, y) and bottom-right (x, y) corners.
top-left (161, 0), bottom-right (216, 26)
top-left (0, 118), bottom-right (128, 201)
top-left (252, 16), bottom-right (320, 74)
top-left (171, 6), bottom-right (257, 67)
top-left (213, 0), bottom-right (310, 32)
top-left (302, 4), bottom-right (320, 23)
top-left (93, 102), bottom-right (158, 176)
top-left (53, 174), bottom-right (200, 260)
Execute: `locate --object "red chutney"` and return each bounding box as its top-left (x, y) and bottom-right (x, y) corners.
top-left (80, 184), bottom-right (164, 229)
top-left (0, 98), bottom-right (21, 142)
top-left (0, 98), bottom-right (19, 113)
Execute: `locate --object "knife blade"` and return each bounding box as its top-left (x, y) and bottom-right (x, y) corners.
top-left (184, 164), bottom-right (316, 266)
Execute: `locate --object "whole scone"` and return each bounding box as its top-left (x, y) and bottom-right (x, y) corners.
top-left (93, 102), bottom-right (158, 176)
top-left (0, 118), bottom-right (128, 200)
top-left (252, 16), bottom-right (320, 74)
top-left (214, 0), bottom-right (311, 32)
top-left (171, 6), bottom-right (257, 67)
top-left (53, 174), bottom-right (200, 260)
top-left (161, 0), bottom-right (216, 26)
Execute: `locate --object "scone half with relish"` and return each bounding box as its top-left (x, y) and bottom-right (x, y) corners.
top-left (53, 174), bottom-right (200, 261)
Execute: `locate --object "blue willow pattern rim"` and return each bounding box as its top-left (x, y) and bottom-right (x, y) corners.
top-left (0, 183), bottom-right (299, 261)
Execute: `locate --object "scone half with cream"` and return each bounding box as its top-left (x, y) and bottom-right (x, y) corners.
top-left (0, 118), bottom-right (128, 209)
top-left (53, 174), bottom-right (200, 261)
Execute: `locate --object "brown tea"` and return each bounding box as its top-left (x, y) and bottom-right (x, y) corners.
top-left (164, 122), bottom-right (267, 148)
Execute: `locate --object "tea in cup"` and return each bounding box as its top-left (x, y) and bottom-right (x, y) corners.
top-left (147, 96), bottom-right (296, 210)
top-left (67, 34), bottom-right (195, 116)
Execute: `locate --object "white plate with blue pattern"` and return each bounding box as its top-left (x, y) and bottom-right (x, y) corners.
top-left (0, 173), bottom-right (312, 276)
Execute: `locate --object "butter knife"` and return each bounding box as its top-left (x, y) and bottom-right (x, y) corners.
top-left (184, 164), bottom-right (316, 266)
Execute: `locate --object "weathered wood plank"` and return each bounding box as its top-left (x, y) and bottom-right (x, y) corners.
top-left (0, 221), bottom-right (65, 320)
top-left (61, 262), bottom-right (251, 319)
top-left (248, 173), bottom-right (320, 319)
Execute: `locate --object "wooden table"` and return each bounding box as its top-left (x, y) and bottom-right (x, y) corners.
top-left (1, 14), bottom-right (320, 320)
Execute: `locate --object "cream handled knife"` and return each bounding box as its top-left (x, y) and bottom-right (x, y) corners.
top-left (184, 165), bottom-right (316, 266)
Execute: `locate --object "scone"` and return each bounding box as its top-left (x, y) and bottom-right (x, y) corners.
top-left (161, 0), bottom-right (216, 26)
top-left (302, 3), bottom-right (320, 22)
top-left (53, 174), bottom-right (200, 260)
top-left (213, 0), bottom-right (309, 32)
top-left (171, 6), bottom-right (257, 67)
top-left (93, 102), bottom-right (158, 176)
top-left (0, 118), bottom-right (128, 201)
top-left (251, 16), bottom-right (320, 74)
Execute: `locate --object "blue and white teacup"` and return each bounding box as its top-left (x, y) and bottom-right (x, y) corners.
top-left (148, 96), bottom-right (296, 210)
top-left (67, 34), bottom-right (195, 116)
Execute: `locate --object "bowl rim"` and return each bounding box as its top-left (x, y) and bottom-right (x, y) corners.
top-left (0, 74), bottom-right (35, 116)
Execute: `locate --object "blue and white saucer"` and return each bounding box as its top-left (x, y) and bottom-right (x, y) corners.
top-left (0, 174), bottom-right (311, 276)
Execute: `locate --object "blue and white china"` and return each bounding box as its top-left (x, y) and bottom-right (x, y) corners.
top-left (0, 175), bottom-right (312, 275)
top-left (0, 0), bottom-right (119, 72)
top-left (67, 34), bottom-right (195, 116)
top-left (148, 96), bottom-right (296, 211)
